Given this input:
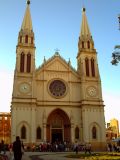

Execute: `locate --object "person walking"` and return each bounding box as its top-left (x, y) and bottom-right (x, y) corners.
top-left (13, 136), bottom-right (22, 160)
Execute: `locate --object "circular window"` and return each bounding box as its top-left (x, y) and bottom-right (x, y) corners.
top-left (49, 80), bottom-right (66, 98)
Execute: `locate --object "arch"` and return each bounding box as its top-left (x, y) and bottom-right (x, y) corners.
top-left (75, 127), bottom-right (79, 139)
top-left (82, 41), bottom-right (84, 48)
top-left (87, 41), bottom-right (90, 49)
top-left (89, 122), bottom-right (101, 141)
top-left (36, 127), bottom-right (41, 139)
top-left (47, 108), bottom-right (71, 143)
top-left (91, 58), bottom-right (95, 77)
top-left (25, 35), bottom-right (28, 43)
top-left (85, 58), bottom-right (89, 76)
top-left (20, 52), bottom-right (25, 72)
top-left (27, 53), bottom-right (31, 73)
top-left (21, 125), bottom-right (26, 139)
top-left (92, 126), bottom-right (97, 139)
top-left (17, 121), bottom-right (30, 143)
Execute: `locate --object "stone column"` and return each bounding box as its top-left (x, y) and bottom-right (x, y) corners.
top-left (43, 123), bottom-right (46, 142)
top-left (71, 123), bottom-right (74, 143)
top-left (42, 110), bottom-right (47, 142)
top-left (31, 107), bottom-right (36, 143)
top-left (11, 107), bottom-right (16, 142)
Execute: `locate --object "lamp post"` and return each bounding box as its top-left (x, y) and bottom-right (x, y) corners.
top-left (111, 15), bottom-right (120, 65)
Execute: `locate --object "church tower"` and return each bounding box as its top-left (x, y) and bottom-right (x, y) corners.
top-left (77, 8), bottom-right (106, 150)
top-left (15, 0), bottom-right (35, 74)
top-left (11, 0), bottom-right (36, 142)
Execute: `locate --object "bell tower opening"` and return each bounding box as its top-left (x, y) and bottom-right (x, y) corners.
top-left (47, 109), bottom-right (71, 143)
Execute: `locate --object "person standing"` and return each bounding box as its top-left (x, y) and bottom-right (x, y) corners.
top-left (13, 136), bottom-right (22, 160)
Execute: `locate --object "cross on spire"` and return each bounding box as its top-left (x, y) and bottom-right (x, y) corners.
top-left (55, 48), bottom-right (59, 52)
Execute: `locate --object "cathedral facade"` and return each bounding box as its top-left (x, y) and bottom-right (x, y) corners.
top-left (11, 1), bottom-right (106, 150)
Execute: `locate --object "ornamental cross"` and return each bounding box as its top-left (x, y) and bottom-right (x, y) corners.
top-left (55, 48), bottom-right (60, 53)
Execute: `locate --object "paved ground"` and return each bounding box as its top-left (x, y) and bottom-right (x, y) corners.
top-left (6, 151), bottom-right (84, 160)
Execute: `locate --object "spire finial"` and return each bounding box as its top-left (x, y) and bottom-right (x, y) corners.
top-left (82, 7), bottom-right (86, 12)
top-left (27, 0), bottom-right (30, 5)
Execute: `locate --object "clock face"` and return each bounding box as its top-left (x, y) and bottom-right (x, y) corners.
top-left (87, 86), bottom-right (97, 97)
top-left (49, 80), bottom-right (66, 98)
top-left (19, 83), bottom-right (30, 94)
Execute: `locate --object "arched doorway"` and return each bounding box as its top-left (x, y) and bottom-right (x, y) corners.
top-left (46, 109), bottom-right (71, 143)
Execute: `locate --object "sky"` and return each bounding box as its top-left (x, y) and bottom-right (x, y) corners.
top-left (0, 0), bottom-right (120, 125)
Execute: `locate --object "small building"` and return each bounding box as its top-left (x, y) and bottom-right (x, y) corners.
top-left (0, 112), bottom-right (11, 144)
top-left (106, 119), bottom-right (119, 142)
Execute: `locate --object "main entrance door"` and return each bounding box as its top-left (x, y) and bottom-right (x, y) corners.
top-left (47, 109), bottom-right (71, 143)
top-left (52, 129), bottom-right (63, 143)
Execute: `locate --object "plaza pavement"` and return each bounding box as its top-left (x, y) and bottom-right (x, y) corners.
top-left (6, 151), bottom-right (84, 160)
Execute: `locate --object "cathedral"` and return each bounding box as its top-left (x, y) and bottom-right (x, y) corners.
top-left (11, 1), bottom-right (106, 151)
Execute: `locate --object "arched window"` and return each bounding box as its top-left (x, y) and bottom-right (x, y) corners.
top-left (91, 58), bottom-right (95, 77)
top-left (85, 58), bottom-right (89, 76)
top-left (92, 126), bottom-right (97, 139)
top-left (36, 127), bottom-right (41, 139)
top-left (21, 125), bottom-right (26, 139)
top-left (75, 127), bottom-right (79, 139)
top-left (87, 41), bottom-right (90, 49)
top-left (25, 35), bottom-right (28, 43)
top-left (27, 53), bottom-right (31, 73)
top-left (20, 53), bottom-right (25, 72)
top-left (82, 41), bottom-right (84, 48)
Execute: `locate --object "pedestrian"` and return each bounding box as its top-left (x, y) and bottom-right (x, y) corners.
top-left (85, 142), bottom-right (91, 155)
top-left (13, 136), bottom-right (22, 160)
top-left (0, 140), bottom-right (6, 154)
top-left (75, 145), bottom-right (78, 154)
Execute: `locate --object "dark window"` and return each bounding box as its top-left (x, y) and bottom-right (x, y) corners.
top-left (36, 127), bottom-right (41, 139)
top-left (75, 127), bottom-right (79, 139)
top-left (85, 58), bottom-right (89, 76)
top-left (82, 41), bottom-right (84, 48)
top-left (21, 125), bottom-right (26, 139)
top-left (92, 126), bottom-right (97, 139)
top-left (20, 53), bottom-right (25, 72)
top-left (87, 41), bottom-right (90, 49)
top-left (27, 53), bottom-right (31, 73)
top-left (25, 35), bottom-right (28, 43)
top-left (91, 59), bottom-right (95, 77)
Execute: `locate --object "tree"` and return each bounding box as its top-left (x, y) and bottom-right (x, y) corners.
top-left (111, 15), bottom-right (120, 65)
top-left (111, 45), bottom-right (120, 65)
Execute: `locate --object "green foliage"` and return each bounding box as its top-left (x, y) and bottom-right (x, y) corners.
top-left (66, 152), bottom-right (120, 160)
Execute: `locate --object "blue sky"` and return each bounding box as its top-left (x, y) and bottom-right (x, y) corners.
top-left (0, 0), bottom-right (120, 124)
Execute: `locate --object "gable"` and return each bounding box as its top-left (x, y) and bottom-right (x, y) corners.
top-left (36, 54), bottom-right (80, 81)
top-left (45, 58), bottom-right (68, 72)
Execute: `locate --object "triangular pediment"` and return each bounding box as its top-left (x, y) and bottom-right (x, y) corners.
top-left (45, 58), bottom-right (68, 71)
top-left (35, 53), bottom-right (80, 81)
top-left (36, 53), bottom-right (77, 73)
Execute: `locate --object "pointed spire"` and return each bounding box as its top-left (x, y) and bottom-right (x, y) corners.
top-left (80, 7), bottom-right (91, 37)
top-left (21, 0), bottom-right (33, 31)
top-left (77, 7), bottom-right (95, 57)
